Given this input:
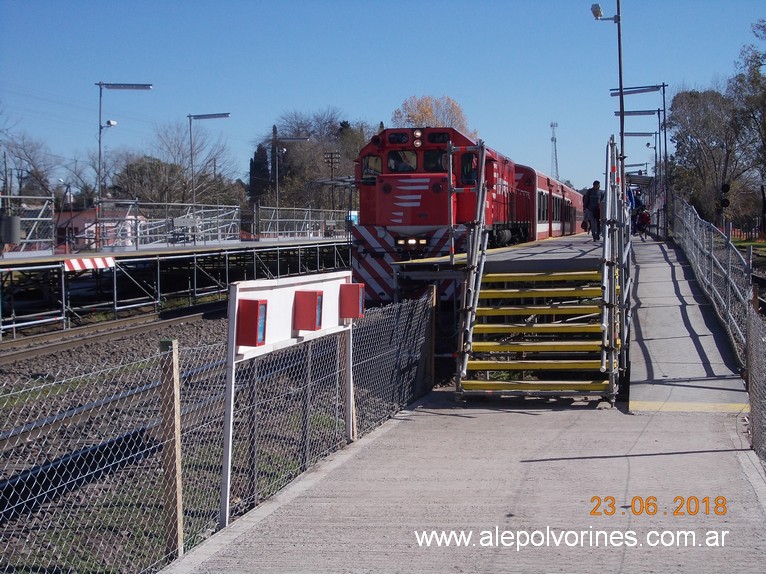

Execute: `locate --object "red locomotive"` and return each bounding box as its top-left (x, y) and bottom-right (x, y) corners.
top-left (352, 127), bottom-right (584, 303)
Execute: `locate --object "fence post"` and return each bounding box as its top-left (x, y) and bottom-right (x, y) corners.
top-left (247, 360), bottom-right (260, 509)
top-left (219, 284), bottom-right (238, 528)
top-left (301, 340), bottom-right (313, 471)
top-left (424, 285), bottom-right (437, 397)
top-left (345, 327), bottom-right (357, 442)
top-left (726, 239), bottom-right (732, 328)
top-left (159, 339), bottom-right (184, 560)
top-left (708, 229), bottom-right (714, 295)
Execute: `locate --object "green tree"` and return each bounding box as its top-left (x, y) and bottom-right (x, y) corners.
top-left (667, 89), bottom-right (754, 221)
top-left (248, 144), bottom-right (270, 203)
top-left (730, 19), bottom-right (766, 179)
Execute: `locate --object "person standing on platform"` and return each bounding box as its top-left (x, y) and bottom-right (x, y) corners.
top-left (583, 180), bottom-right (603, 241)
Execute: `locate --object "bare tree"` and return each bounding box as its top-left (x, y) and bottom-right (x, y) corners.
top-left (2, 132), bottom-right (59, 197)
top-left (391, 95), bottom-right (475, 136)
top-left (105, 121), bottom-right (239, 205)
top-left (153, 121), bottom-right (237, 204)
top-left (257, 111), bottom-right (378, 210)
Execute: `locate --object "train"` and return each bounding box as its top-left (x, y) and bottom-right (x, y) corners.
top-left (352, 127), bottom-right (585, 303)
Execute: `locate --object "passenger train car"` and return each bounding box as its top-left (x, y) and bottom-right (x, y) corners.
top-left (352, 127), bottom-right (583, 303)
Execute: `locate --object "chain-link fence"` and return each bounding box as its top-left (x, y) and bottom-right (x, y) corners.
top-left (747, 304), bottom-right (766, 460)
top-left (1, 295), bottom-right (433, 573)
top-left (670, 196), bottom-right (766, 458)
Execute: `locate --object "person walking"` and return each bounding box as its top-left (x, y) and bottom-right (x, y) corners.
top-left (583, 180), bottom-right (603, 241)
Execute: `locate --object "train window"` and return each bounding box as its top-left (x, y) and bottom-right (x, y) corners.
top-left (387, 150), bottom-right (417, 172)
top-left (427, 132), bottom-right (451, 144)
top-left (361, 155), bottom-right (382, 183)
top-left (461, 153), bottom-right (478, 184)
top-left (423, 150), bottom-right (447, 172)
top-left (388, 133), bottom-right (410, 144)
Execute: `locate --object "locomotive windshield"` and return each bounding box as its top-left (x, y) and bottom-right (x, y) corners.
top-left (387, 150), bottom-right (417, 172)
top-left (461, 153), bottom-right (478, 184)
top-left (423, 150), bottom-right (447, 172)
top-left (361, 155), bottom-right (382, 182)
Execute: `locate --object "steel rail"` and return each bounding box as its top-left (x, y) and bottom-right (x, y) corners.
top-left (0, 304), bottom-right (225, 366)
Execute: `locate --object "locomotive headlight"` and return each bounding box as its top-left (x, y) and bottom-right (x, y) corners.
top-left (396, 236), bottom-right (428, 249)
top-left (413, 129), bottom-right (422, 138)
top-left (413, 139), bottom-right (422, 148)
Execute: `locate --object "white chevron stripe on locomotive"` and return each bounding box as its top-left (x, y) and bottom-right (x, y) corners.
top-left (352, 226), bottom-right (396, 300)
top-left (64, 257), bottom-right (116, 272)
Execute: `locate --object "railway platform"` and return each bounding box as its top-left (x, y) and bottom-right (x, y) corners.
top-left (161, 237), bottom-right (766, 573)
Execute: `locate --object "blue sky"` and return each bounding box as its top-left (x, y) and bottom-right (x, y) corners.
top-left (1, 0), bottom-right (763, 191)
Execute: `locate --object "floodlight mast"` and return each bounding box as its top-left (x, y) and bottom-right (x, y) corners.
top-left (611, 83), bottom-right (670, 236)
top-left (591, 2), bottom-right (625, 200)
top-left (188, 112), bottom-right (231, 245)
top-left (95, 82), bottom-right (152, 250)
top-left (272, 127), bottom-right (311, 240)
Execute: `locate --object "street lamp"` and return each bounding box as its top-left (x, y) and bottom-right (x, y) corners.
top-left (271, 127), bottom-right (310, 240)
top-left (591, 2), bottom-right (625, 198)
top-left (96, 82), bottom-right (152, 250)
top-left (188, 112), bottom-right (230, 245)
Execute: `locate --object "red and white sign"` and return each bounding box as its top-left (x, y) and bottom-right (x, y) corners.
top-left (64, 257), bottom-right (116, 272)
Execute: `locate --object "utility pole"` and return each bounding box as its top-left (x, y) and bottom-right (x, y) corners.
top-left (550, 122), bottom-right (559, 180)
top-left (323, 151), bottom-right (340, 211)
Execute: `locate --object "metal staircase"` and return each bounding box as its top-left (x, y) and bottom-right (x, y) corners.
top-left (454, 135), bottom-right (631, 403)
top-left (458, 268), bottom-right (611, 397)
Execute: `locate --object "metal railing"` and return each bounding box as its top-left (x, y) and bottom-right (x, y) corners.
top-left (0, 295), bottom-right (433, 573)
top-left (254, 205), bottom-right (352, 240)
top-left (1, 199), bottom-right (354, 258)
top-left (600, 136), bottom-right (633, 397)
top-left (670, 197), bottom-right (752, 363)
top-left (669, 196), bottom-right (766, 458)
top-left (1, 195), bottom-right (55, 256)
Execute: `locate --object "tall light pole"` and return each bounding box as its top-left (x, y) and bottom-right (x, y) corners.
top-left (271, 126), bottom-right (310, 240)
top-left (625, 131), bottom-right (659, 208)
top-left (609, 84), bottom-right (668, 195)
top-left (591, 3), bottom-right (625, 198)
top-left (611, 84), bottom-right (669, 236)
top-left (618, 109), bottom-right (665, 233)
top-left (96, 82), bottom-right (152, 250)
top-left (188, 113), bottom-right (230, 245)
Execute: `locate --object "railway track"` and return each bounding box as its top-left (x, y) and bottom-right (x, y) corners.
top-left (0, 302), bottom-right (227, 366)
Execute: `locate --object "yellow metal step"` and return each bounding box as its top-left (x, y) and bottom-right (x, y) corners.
top-left (471, 340), bottom-right (602, 353)
top-left (472, 323), bottom-right (603, 335)
top-left (460, 380), bottom-right (610, 392)
top-left (482, 271), bottom-right (602, 283)
top-left (478, 286), bottom-right (603, 299)
top-left (476, 305), bottom-right (602, 316)
top-left (466, 359), bottom-right (605, 371)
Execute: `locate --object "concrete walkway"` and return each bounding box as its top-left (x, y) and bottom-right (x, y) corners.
top-left (163, 238), bottom-right (766, 574)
